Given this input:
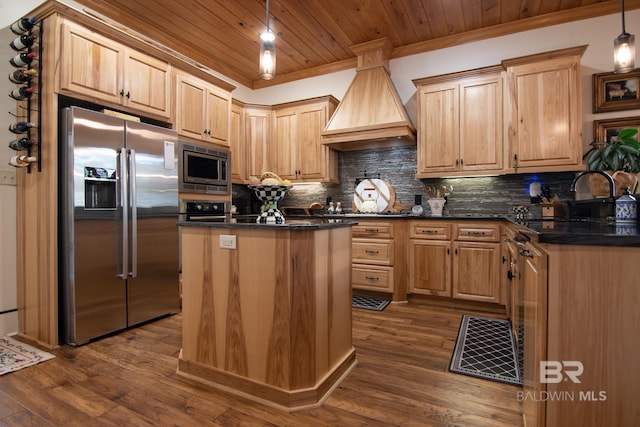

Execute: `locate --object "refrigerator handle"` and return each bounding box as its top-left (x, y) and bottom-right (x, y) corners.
top-left (129, 149), bottom-right (138, 278)
top-left (118, 148), bottom-right (128, 280)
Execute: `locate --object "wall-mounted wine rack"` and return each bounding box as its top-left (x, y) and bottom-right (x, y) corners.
top-left (7, 17), bottom-right (42, 173)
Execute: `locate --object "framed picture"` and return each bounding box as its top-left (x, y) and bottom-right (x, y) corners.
top-left (593, 69), bottom-right (640, 113)
top-left (593, 116), bottom-right (640, 143)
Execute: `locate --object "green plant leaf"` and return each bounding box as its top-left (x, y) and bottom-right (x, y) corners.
top-left (617, 127), bottom-right (639, 142)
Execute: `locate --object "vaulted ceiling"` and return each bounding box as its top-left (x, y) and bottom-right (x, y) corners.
top-left (72, 0), bottom-right (639, 89)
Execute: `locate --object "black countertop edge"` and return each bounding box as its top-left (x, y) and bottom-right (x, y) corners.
top-left (180, 215), bottom-right (640, 246)
top-left (177, 219), bottom-right (358, 230)
top-left (315, 214), bottom-right (640, 247)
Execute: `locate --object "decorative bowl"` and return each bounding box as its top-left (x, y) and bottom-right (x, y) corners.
top-left (248, 185), bottom-right (291, 224)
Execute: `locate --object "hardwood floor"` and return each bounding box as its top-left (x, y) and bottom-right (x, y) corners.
top-left (0, 300), bottom-right (522, 426)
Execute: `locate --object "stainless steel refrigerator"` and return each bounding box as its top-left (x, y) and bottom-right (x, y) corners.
top-left (60, 106), bottom-right (180, 345)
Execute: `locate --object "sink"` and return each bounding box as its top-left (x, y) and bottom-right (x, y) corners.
top-left (567, 198), bottom-right (615, 220)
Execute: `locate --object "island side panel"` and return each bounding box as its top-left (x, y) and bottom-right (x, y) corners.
top-left (544, 244), bottom-right (640, 427)
top-left (180, 224), bottom-right (356, 408)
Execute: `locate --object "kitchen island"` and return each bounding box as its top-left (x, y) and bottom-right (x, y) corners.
top-left (177, 219), bottom-right (356, 411)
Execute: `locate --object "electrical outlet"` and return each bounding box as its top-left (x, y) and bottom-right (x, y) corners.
top-left (0, 169), bottom-right (17, 186)
top-left (219, 234), bottom-right (236, 249)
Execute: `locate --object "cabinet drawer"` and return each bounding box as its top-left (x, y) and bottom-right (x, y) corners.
top-left (352, 239), bottom-right (393, 265)
top-left (454, 223), bottom-right (500, 242)
top-left (352, 221), bottom-right (393, 238)
top-left (352, 265), bottom-right (394, 291)
top-left (410, 221), bottom-right (452, 240)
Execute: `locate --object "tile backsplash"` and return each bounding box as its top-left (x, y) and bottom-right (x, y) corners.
top-left (233, 145), bottom-right (579, 217)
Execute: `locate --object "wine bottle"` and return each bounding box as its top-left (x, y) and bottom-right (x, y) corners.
top-left (8, 155), bottom-right (37, 168)
top-left (10, 18), bottom-right (37, 35)
top-left (9, 52), bottom-right (37, 68)
top-left (9, 35), bottom-right (36, 51)
top-left (8, 69), bottom-right (37, 84)
top-left (9, 137), bottom-right (35, 151)
top-left (9, 122), bottom-right (36, 134)
top-left (9, 86), bottom-right (35, 101)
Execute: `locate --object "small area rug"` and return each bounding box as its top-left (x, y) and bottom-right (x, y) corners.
top-left (449, 315), bottom-right (521, 386)
top-left (0, 336), bottom-right (55, 376)
top-left (352, 295), bottom-right (390, 311)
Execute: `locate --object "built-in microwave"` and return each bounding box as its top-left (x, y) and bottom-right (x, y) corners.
top-left (178, 140), bottom-right (231, 195)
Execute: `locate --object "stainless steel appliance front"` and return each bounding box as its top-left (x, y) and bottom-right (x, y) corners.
top-left (178, 140), bottom-right (231, 195)
top-left (60, 107), bottom-right (180, 345)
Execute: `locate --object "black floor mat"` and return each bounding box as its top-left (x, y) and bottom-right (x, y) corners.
top-left (449, 315), bottom-right (522, 386)
top-left (352, 295), bottom-right (390, 311)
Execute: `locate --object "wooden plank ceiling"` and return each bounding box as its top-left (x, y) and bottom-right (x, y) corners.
top-left (72, 0), bottom-right (638, 89)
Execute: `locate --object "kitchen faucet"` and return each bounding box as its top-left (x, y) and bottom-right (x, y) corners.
top-left (569, 170), bottom-right (615, 199)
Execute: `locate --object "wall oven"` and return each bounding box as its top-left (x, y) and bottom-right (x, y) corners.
top-left (178, 140), bottom-right (231, 195)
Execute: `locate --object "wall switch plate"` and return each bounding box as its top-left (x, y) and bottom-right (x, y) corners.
top-left (219, 234), bottom-right (236, 249)
top-left (0, 169), bottom-right (17, 186)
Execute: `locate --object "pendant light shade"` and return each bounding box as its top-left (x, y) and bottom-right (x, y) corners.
top-left (614, 0), bottom-right (636, 73)
top-left (259, 0), bottom-right (276, 80)
top-left (260, 32), bottom-right (276, 80)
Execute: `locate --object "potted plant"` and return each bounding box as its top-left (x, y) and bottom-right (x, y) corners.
top-left (583, 127), bottom-right (640, 196)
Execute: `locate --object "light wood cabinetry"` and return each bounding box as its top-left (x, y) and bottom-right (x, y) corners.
top-left (179, 224), bottom-right (355, 410)
top-left (409, 221), bottom-right (452, 297)
top-left (229, 100), bottom-right (246, 183)
top-left (503, 45), bottom-right (587, 173)
top-left (175, 71), bottom-right (231, 146)
top-left (501, 225), bottom-right (521, 333)
top-left (409, 221), bottom-right (501, 303)
top-left (352, 221), bottom-right (395, 293)
top-left (273, 97), bottom-right (339, 183)
top-left (521, 239), bottom-right (547, 427)
top-left (58, 20), bottom-right (171, 120)
top-left (414, 67), bottom-right (504, 178)
top-left (245, 105), bottom-right (273, 177)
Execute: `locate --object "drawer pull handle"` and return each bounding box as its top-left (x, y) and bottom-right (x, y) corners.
top-left (365, 249), bottom-right (379, 254)
top-left (365, 276), bottom-right (379, 281)
top-left (365, 228), bottom-right (380, 232)
top-left (519, 249), bottom-right (534, 258)
top-left (421, 229), bottom-right (437, 234)
top-left (468, 231), bottom-right (486, 236)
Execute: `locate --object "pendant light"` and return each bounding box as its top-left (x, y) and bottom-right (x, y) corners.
top-left (614, 0), bottom-right (635, 73)
top-left (259, 0), bottom-right (276, 80)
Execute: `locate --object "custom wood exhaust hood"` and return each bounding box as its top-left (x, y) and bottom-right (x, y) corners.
top-left (321, 38), bottom-right (416, 151)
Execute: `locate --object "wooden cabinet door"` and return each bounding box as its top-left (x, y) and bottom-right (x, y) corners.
top-left (245, 107), bottom-right (272, 177)
top-left (452, 241), bottom-right (501, 302)
top-left (59, 22), bottom-right (123, 105)
top-left (459, 74), bottom-right (503, 171)
top-left (123, 49), bottom-right (171, 119)
top-left (230, 102), bottom-right (245, 183)
top-left (205, 86), bottom-right (231, 146)
top-left (416, 83), bottom-right (459, 174)
top-left (273, 107), bottom-right (298, 180)
top-left (408, 240), bottom-right (452, 297)
top-left (298, 103), bottom-right (328, 180)
top-left (505, 50), bottom-right (583, 172)
top-left (176, 74), bottom-right (206, 140)
top-left (522, 242), bottom-right (548, 427)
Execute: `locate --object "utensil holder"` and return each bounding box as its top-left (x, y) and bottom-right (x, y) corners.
top-left (428, 198), bottom-right (445, 216)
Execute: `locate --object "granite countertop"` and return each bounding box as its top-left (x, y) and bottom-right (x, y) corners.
top-left (179, 213), bottom-right (640, 246)
top-left (321, 213), bottom-right (640, 246)
top-left (178, 217), bottom-right (357, 230)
